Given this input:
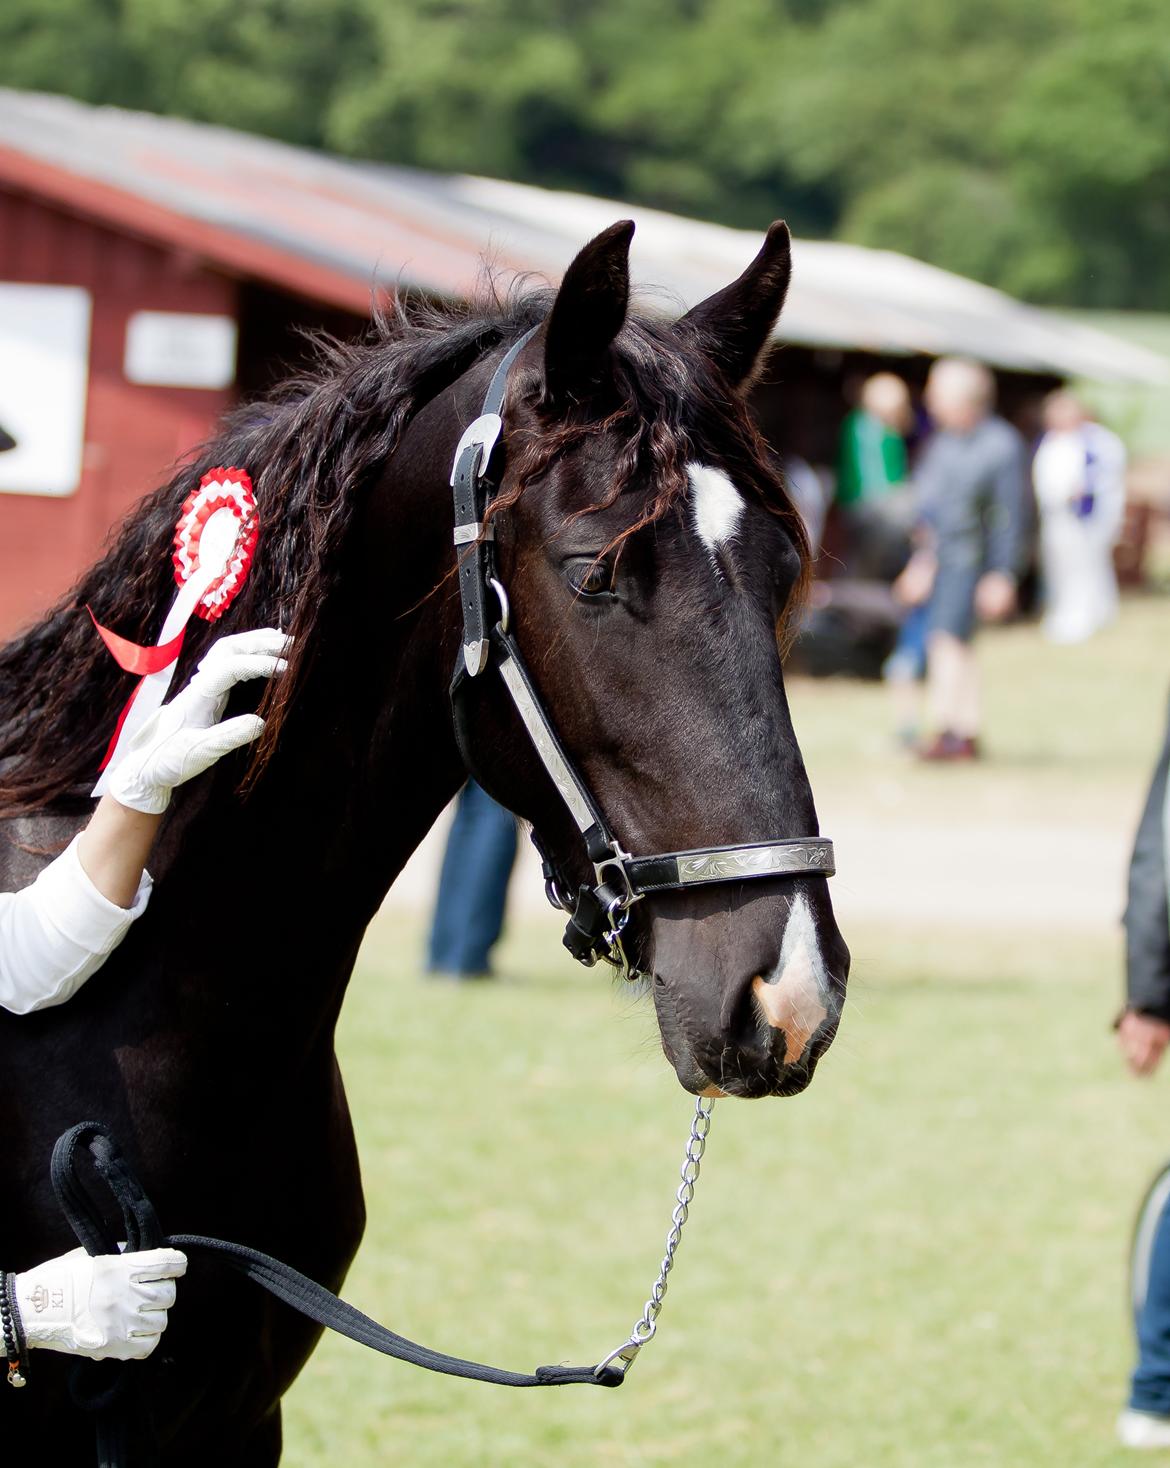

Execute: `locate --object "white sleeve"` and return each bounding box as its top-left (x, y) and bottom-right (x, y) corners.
top-left (1032, 433), bottom-right (1078, 513)
top-left (0, 837), bottom-right (152, 1016)
top-left (1095, 425), bottom-right (1128, 543)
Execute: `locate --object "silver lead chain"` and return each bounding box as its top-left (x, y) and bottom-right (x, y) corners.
top-left (595, 1095), bottom-right (715, 1378)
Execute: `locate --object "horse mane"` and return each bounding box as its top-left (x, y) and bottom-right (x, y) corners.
top-left (0, 287), bottom-right (807, 816)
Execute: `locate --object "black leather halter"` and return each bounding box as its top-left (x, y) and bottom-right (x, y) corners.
top-left (448, 325), bottom-right (835, 980)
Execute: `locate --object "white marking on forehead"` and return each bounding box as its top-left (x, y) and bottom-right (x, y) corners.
top-left (687, 462), bottom-right (745, 554)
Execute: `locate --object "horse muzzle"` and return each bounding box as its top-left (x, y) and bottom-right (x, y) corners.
top-left (646, 886), bottom-right (849, 1099)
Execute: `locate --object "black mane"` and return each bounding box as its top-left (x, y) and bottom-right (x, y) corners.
top-left (0, 290), bottom-right (805, 815)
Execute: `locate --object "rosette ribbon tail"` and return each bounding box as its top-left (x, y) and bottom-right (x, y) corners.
top-left (90, 569), bottom-right (213, 785)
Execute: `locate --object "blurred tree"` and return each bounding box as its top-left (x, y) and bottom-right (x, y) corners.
top-left (0, 0), bottom-right (139, 104)
top-left (1001, 0), bottom-right (1170, 307)
top-left (0, 0), bottom-right (1165, 308)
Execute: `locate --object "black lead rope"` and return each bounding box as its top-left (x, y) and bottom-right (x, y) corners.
top-left (49, 1124), bottom-right (620, 1467)
top-left (51, 1122), bottom-right (621, 1390)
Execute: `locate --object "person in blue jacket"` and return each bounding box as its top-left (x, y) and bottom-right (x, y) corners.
top-left (1117, 695), bottom-right (1170, 1448)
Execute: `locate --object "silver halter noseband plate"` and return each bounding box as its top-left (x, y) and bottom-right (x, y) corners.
top-left (447, 324), bottom-right (835, 980)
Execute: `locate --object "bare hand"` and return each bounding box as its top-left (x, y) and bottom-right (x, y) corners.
top-left (975, 571), bottom-right (1017, 622)
top-left (1119, 1010), bottom-right (1170, 1077)
top-left (894, 551), bottom-right (937, 608)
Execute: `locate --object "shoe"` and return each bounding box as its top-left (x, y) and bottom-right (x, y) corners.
top-left (1118, 1408), bottom-right (1170, 1448)
top-left (918, 731), bottom-right (980, 762)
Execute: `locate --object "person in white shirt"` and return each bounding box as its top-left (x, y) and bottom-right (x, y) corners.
top-left (1, 626), bottom-right (287, 1386)
top-left (1033, 390), bottom-right (1127, 646)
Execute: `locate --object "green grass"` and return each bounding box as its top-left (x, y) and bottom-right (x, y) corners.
top-left (281, 594), bottom-right (1170, 1466)
top-left (282, 919), bottom-right (1159, 1468)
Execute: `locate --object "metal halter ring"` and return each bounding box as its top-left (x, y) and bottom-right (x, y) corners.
top-left (594, 843), bottom-right (641, 913)
top-left (601, 899), bottom-right (637, 982)
top-left (544, 873), bottom-right (574, 914)
top-left (488, 576), bottom-right (510, 633)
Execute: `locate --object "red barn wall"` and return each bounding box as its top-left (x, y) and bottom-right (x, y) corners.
top-left (0, 189), bottom-right (238, 639)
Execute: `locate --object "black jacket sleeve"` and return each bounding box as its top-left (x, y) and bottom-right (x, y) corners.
top-left (1125, 698), bottom-right (1170, 1020)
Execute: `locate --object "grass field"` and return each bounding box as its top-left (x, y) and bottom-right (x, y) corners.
top-left (282, 593), bottom-right (1170, 1467)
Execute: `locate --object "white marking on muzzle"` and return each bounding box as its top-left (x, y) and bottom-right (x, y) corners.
top-left (687, 462), bottom-right (744, 555)
top-left (751, 894), bottom-right (830, 1066)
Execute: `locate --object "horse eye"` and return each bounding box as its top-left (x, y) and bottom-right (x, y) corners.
top-left (566, 558), bottom-right (613, 598)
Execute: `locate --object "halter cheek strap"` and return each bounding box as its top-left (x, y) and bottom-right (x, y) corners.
top-left (449, 326), bottom-right (540, 675)
top-left (447, 326), bottom-right (835, 980)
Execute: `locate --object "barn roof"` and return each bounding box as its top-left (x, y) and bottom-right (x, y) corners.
top-left (0, 88), bottom-right (1164, 384)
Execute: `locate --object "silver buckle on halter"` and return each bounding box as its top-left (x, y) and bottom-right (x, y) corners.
top-left (593, 840), bottom-right (640, 912)
top-left (448, 413), bottom-right (503, 487)
top-left (592, 841), bottom-right (642, 982)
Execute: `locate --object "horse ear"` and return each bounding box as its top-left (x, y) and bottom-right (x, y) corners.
top-left (677, 221), bottom-right (792, 392)
top-left (543, 219), bottom-right (635, 400)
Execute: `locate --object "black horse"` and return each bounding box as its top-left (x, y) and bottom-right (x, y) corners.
top-left (0, 221), bottom-right (848, 1462)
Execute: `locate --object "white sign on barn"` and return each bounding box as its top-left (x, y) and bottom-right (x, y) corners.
top-left (0, 283), bottom-right (91, 497)
top-left (123, 311), bottom-right (237, 389)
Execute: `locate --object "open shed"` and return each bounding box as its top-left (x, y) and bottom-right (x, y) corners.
top-left (0, 87), bottom-right (1163, 637)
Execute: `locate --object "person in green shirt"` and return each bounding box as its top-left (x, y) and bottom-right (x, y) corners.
top-left (835, 373), bottom-right (913, 584)
top-left (837, 373), bottom-right (911, 508)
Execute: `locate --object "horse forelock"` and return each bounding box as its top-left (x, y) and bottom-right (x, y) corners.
top-left (0, 288), bottom-right (807, 815)
top-left (496, 314), bottom-right (809, 642)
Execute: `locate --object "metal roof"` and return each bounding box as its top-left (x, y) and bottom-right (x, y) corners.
top-left (0, 88), bottom-right (1165, 384)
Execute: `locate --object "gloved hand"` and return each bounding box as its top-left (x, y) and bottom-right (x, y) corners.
top-left (15, 1245), bottom-right (188, 1361)
top-left (106, 627), bottom-right (291, 815)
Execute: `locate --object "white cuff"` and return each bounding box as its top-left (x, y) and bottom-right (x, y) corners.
top-left (34, 836), bottom-right (152, 955)
top-left (0, 838), bottom-right (152, 1015)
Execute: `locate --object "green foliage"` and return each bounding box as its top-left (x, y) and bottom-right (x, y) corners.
top-left (0, 0), bottom-right (1167, 307)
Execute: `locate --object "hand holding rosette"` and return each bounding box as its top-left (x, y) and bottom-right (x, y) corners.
top-left (105, 628), bottom-right (291, 815)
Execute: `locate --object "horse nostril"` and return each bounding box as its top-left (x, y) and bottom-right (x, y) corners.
top-left (752, 968), bottom-right (829, 1067)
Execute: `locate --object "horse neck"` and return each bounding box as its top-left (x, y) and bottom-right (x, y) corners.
top-left (156, 384), bottom-right (473, 1021)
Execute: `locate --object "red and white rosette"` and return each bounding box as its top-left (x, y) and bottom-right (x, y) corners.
top-left (91, 467), bottom-right (259, 791)
top-left (172, 467), bottom-right (259, 622)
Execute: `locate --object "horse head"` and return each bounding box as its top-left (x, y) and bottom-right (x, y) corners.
top-left (452, 221), bottom-right (849, 1099)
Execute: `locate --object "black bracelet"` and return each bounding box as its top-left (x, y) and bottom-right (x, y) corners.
top-left (0, 1270), bottom-right (27, 1388)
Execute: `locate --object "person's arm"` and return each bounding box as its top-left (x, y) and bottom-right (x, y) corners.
top-left (1123, 701), bottom-right (1170, 1016)
top-left (986, 431), bottom-right (1029, 579)
top-left (1119, 697), bottom-right (1170, 1074)
top-left (975, 431), bottom-right (1029, 621)
top-left (0, 627), bottom-right (289, 1016)
top-left (0, 826), bottom-right (154, 1016)
top-left (77, 797), bottom-right (161, 908)
top-left (1096, 426), bottom-right (1128, 545)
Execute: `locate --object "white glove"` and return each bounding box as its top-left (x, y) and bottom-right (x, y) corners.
top-left (15, 1245), bottom-right (188, 1362)
top-left (106, 627), bottom-right (291, 815)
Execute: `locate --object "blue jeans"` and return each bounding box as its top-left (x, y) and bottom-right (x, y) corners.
top-left (426, 782), bottom-right (518, 976)
top-left (1132, 1172), bottom-right (1170, 1414)
top-left (883, 603), bottom-right (930, 683)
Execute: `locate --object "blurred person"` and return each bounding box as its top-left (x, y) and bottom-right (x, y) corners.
top-left (837, 373), bottom-right (912, 509)
top-left (426, 780), bottom-right (517, 981)
top-left (836, 373), bottom-right (914, 579)
top-left (882, 608), bottom-right (930, 752)
top-left (899, 359), bottom-right (1028, 762)
top-left (1033, 390), bottom-right (1126, 645)
top-left (1116, 696), bottom-right (1170, 1447)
